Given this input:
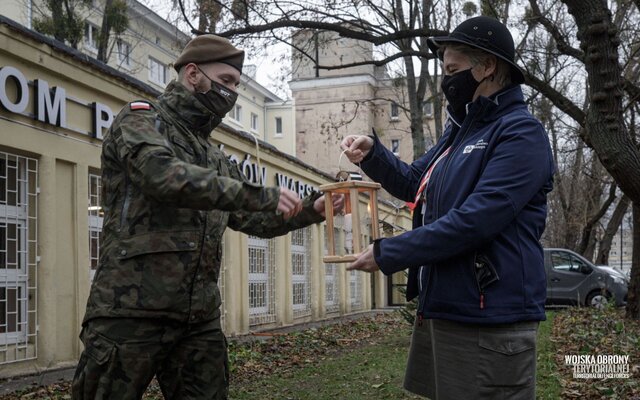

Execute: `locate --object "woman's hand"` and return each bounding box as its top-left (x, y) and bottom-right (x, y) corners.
top-left (347, 244), bottom-right (380, 273)
top-left (340, 135), bottom-right (374, 163)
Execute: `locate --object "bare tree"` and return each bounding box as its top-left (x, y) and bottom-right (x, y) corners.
top-left (175, 0), bottom-right (464, 158)
top-left (523, 0), bottom-right (640, 318)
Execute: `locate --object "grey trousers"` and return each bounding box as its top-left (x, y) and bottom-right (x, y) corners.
top-left (404, 318), bottom-right (539, 400)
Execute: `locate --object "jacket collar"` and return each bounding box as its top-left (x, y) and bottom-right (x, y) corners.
top-left (158, 80), bottom-right (215, 139)
top-left (447, 84), bottom-right (525, 126)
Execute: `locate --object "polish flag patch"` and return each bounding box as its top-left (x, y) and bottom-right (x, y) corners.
top-left (130, 101), bottom-right (151, 111)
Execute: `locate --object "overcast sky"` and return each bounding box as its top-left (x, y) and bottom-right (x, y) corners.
top-left (141, 0), bottom-right (289, 97)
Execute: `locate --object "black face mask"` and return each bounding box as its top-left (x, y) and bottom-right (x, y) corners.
top-left (193, 67), bottom-right (238, 119)
top-left (441, 68), bottom-right (482, 121)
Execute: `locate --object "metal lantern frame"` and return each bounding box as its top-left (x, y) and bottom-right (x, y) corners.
top-left (320, 180), bottom-right (381, 263)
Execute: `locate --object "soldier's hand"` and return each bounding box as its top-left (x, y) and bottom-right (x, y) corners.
top-left (313, 194), bottom-right (345, 217)
top-left (277, 188), bottom-right (303, 219)
top-left (341, 135), bottom-right (374, 163)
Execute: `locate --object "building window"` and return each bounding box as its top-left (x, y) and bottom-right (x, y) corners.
top-left (391, 139), bottom-right (400, 157)
top-left (230, 104), bottom-right (242, 122)
top-left (0, 151), bottom-right (38, 364)
top-left (275, 117), bottom-right (283, 136)
top-left (251, 112), bottom-right (258, 131)
top-left (88, 174), bottom-right (103, 282)
top-left (155, 36), bottom-right (161, 45)
top-left (390, 102), bottom-right (399, 120)
top-left (84, 23), bottom-right (98, 51)
top-left (148, 57), bottom-right (167, 86)
top-left (116, 40), bottom-right (131, 68)
top-left (291, 228), bottom-right (311, 317)
top-left (422, 100), bottom-right (433, 117)
top-left (248, 236), bottom-right (276, 326)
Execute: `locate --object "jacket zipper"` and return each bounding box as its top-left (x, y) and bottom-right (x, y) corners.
top-left (416, 109), bottom-right (484, 319)
top-left (415, 141), bottom-right (453, 323)
top-left (433, 111), bottom-right (481, 219)
top-left (187, 153), bottom-right (211, 322)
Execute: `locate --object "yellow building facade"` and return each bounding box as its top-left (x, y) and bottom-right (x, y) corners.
top-left (0, 16), bottom-right (411, 378)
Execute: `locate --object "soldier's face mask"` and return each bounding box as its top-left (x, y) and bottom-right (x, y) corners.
top-left (193, 66), bottom-right (238, 118)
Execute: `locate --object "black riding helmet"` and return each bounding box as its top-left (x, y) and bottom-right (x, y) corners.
top-left (427, 16), bottom-right (525, 84)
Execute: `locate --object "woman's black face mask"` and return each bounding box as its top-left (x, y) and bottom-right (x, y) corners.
top-left (193, 67), bottom-right (238, 118)
top-left (440, 68), bottom-right (482, 121)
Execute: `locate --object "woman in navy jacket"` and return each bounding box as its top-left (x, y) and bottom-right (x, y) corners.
top-left (342, 16), bottom-right (554, 400)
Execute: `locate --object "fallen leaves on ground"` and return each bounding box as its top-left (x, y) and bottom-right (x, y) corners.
top-left (0, 313), bottom-right (405, 399)
top-left (227, 313), bottom-right (405, 384)
top-left (552, 306), bottom-right (640, 399)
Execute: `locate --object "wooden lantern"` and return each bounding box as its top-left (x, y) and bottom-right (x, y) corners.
top-left (320, 180), bottom-right (381, 263)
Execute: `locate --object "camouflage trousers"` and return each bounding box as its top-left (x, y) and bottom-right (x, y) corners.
top-left (71, 317), bottom-right (228, 400)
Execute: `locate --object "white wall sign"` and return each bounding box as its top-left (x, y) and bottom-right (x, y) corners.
top-left (0, 65), bottom-right (113, 138)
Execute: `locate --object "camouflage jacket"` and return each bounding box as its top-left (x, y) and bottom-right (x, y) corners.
top-left (83, 81), bottom-right (324, 324)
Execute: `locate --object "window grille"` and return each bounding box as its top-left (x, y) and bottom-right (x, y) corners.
top-left (323, 225), bottom-right (340, 313)
top-left (219, 233), bottom-right (226, 330)
top-left (291, 227), bottom-right (311, 318)
top-left (349, 270), bottom-right (363, 310)
top-left (88, 174), bottom-right (102, 282)
top-left (348, 227), bottom-right (364, 310)
top-left (1, 151), bottom-right (38, 364)
top-left (248, 236), bottom-right (276, 326)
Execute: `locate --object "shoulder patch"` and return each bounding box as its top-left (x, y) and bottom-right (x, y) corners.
top-left (130, 101), bottom-right (152, 111)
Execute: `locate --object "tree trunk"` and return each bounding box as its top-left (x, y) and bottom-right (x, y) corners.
top-left (97, 0), bottom-right (113, 62)
top-left (626, 202), bottom-right (640, 319)
top-left (596, 195), bottom-right (630, 265)
top-left (577, 182), bottom-right (616, 257)
top-left (403, 56), bottom-right (426, 159)
top-left (562, 0), bottom-right (640, 204)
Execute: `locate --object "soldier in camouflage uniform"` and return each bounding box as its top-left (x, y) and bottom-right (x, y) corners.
top-left (72, 35), bottom-right (342, 400)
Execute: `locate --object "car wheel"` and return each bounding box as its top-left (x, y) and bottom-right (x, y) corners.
top-left (586, 290), bottom-right (610, 309)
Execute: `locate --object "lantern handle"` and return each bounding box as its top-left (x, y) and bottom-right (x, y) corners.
top-left (337, 149), bottom-right (349, 181)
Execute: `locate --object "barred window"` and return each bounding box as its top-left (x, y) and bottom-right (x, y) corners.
top-left (1, 151), bottom-right (38, 364)
top-left (291, 228), bottom-right (311, 317)
top-left (248, 236), bottom-right (276, 325)
top-left (324, 225), bottom-right (340, 313)
top-left (88, 173), bottom-right (103, 281)
top-left (219, 233), bottom-right (227, 331)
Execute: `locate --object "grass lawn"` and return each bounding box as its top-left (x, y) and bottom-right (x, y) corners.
top-left (6, 308), bottom-right (639, 399)
top-left (536, 310), bottom-right (562, 399)
top-left (229, 331), bottom-right (421, 400)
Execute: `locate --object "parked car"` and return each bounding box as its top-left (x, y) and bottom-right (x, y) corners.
top-left (543, 248), bottom-right (628, 308)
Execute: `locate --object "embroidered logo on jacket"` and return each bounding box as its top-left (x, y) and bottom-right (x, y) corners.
top-left (463, 139), bottom-right (488, 154)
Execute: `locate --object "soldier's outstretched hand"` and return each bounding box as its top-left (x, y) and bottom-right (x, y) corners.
top-left (313, 194), bottom-right (345, 217)
top-left (341, 135), bottom-right (374, 163)
top-left (277, 188), bottom-right (303, 219)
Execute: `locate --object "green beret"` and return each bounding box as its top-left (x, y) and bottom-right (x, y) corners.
top-left (174, 34), bottom-right (245, 73)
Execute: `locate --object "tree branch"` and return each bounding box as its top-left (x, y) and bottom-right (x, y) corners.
top-left (524, 70), bottom-right (586, 129)
top-left (196, 19), bottom-right (446, 46)
top-left (527, 0), bottom-right (584, 61)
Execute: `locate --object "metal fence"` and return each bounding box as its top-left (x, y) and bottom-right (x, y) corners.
top-left (0, 151), bottom-right (38, 364)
